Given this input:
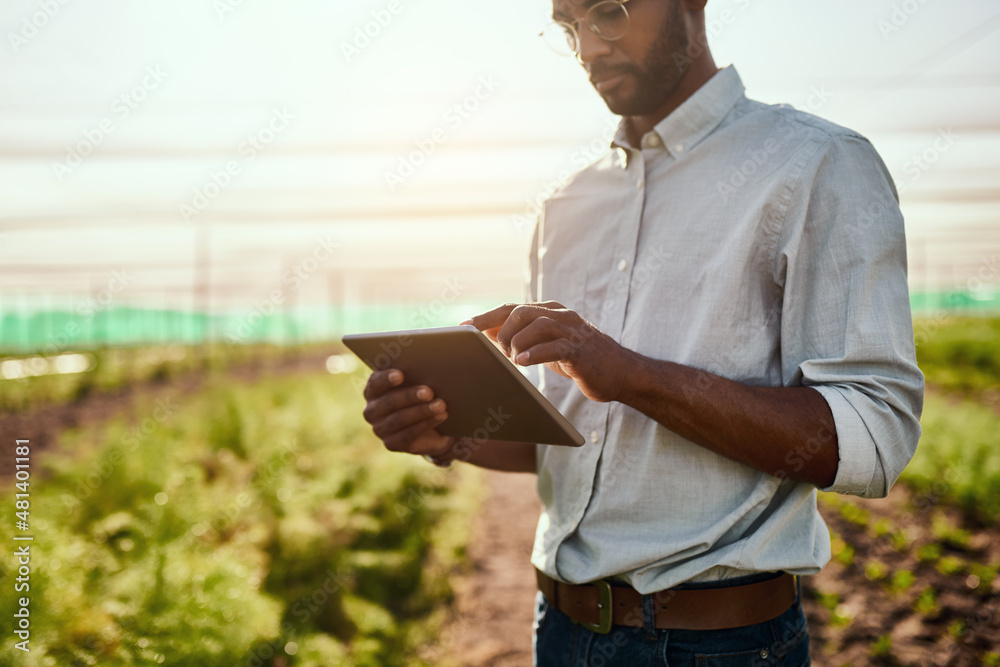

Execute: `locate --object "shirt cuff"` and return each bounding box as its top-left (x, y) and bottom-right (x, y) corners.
top-left (812, 384), bottom-right (880, 497)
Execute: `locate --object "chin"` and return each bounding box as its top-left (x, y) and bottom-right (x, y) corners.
top-left (602, 98), bottom-right (630, 116)
top-left (611, 85), bottom-right (679, 118)
top-left (602, 95), bottom-right (659, 118)
top-left (599, 86), bottom-right (642, 116)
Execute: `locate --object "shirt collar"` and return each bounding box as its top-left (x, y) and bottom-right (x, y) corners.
top-left (611, 65), bottom-right (746, 159)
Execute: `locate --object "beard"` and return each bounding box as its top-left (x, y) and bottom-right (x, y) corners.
top-left (590, 0), bottom-right (692, 116)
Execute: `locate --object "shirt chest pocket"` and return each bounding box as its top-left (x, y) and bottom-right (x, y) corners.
top-left (537, 197), bottom-right (617, 328)
top-left (538, 257), bottom-right (609, 329)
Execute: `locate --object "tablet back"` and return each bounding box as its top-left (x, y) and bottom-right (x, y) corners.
top-left (343, 326), bottom-right (584, 447)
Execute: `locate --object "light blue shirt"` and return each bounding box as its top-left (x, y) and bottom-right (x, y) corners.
top-left (526, 66), bottom-right (924, 593)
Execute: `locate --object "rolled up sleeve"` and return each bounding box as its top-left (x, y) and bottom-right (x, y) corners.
top-left (775, 133), bottom-right (924, 498)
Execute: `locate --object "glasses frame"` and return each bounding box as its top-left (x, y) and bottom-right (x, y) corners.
top-left (539, 0), bottom-right (633, 59)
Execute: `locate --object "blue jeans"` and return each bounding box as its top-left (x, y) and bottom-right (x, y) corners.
top-left (533, 576), bottom-right (811, 666)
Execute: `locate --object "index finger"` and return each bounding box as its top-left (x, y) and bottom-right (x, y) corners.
top-left (460, 303), bottom-right (520, 341)
top-left (363, 368), bottom-right (404, 400)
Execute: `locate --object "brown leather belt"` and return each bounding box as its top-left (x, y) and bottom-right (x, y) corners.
top-left (536, 569), bottom-right (796, 634)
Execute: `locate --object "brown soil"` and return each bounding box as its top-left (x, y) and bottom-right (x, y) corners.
top-left (437, 476), bottom-right (1000, 667)
top-left (435, 470), bottom-right (541, 667)
top-left (807, 488), bottom-right (1000, 666)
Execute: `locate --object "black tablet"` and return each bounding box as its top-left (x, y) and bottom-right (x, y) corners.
top-left (342, 325), bottom-right (585, 447)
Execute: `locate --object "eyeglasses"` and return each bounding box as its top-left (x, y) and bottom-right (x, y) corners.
top-left (539, 0), bottom-right (632, 58)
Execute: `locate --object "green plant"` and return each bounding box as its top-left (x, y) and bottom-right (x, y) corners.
top-left (870, 634), bottom-right (893, 658)
top-left (814, 590), bottom-right (840, 611)
top-left (968, 563), bottom-right (997, 591)
top-left (864, 560), bottom-right (888, 581)
top-left (831, 536), bottom-right (855, 567)
top-left (888, 569), bottom-right (915, 594)
top-left (0, 369), bottom-right (483, 666)
top-left (872, 518), bottom-right (893, 537)
top-left (838, 502), bottom-right (870, 527)
top-left (912, 587), bottom-right (939, 617)
top-left (902, 393), bottom-right (1000, 524)
top-left (915, 316), bottom-right (1000, 396)
top-left (916, 543), bottom-right (943, 563)
top-left (936, 556), bottom-right (966, 576)
top-left (931, 514), bottom-right (973, 551)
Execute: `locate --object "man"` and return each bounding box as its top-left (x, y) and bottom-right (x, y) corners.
top-left (362, 0), bottom-right (924, 663)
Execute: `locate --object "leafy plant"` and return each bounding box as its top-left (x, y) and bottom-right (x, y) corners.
top-left (915, 316), bottom-right (1000, 395)
top-left (838, 502), bottom-right (870, 528)
top-left (864, 560), bottom-right (888, 581)
top-left (870, 633), bottom-right (893, 658)
top-left (831, 536), bottom-right (855, 567)
top-left (931, 514), bottom-right (973, 551)
top-left (813, 590), bottom-right (840, 611)
top-left (0, 369), bottom-right (483, 666)
top-left (935, 556), bottom-right (966, 576)
top-left (902, 392), bottom-right (1000, 524)
top-left (887, 569), bottom-right (915, 594)
top-left (916, 543), bottom-right (943, 564)
top-left (912, 587), bottom-right (939, 617)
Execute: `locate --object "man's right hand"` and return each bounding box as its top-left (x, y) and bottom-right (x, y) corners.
top-left (362, 368), bottom-right (454, 457)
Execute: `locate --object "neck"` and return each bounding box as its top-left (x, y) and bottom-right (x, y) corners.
top-left (624, 49), bottom-right (719, 148)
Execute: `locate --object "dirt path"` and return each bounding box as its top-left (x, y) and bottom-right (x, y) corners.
top-left (438, 470), bottom-right (541, 666)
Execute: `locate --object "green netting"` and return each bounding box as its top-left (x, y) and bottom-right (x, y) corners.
top-left (0, 302), bottom-right (495, 354)
top-left (910, 290), bottom-right (1000, 313)
top-left (0, 292), bottom-right (996, 354)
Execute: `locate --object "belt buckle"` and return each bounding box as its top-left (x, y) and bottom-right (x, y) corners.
top-left (575, 579), bottom-right (613, 635)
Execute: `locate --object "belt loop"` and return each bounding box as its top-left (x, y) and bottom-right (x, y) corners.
top-left (641, 593), bottom-right (658, 640)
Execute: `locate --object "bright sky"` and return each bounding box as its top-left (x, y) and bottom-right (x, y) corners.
top-left (0, 0), bottom-right (998, 314)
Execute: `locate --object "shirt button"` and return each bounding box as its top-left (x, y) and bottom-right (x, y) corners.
top-left (636, 179), bottom-right (644, 190)
top-left (644, 133), bottom-right (662, 148)
top-left (673, 143), bottom-right (685, 154)
top-left (590, 430), bottom-right (600, 443)
top-left (617, 259), bottom-right (627, 271)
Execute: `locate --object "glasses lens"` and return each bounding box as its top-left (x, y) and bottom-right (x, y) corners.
top-left (541, 22), bottom-right (578, 56)
top-left (587, 1), bottom-right (629, 40)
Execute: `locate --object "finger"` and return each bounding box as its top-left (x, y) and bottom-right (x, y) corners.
top-left (371, 396), bottom-right (446, 438)
top-left (364, 384), bottom-right (438, 424)
top-left (462, 303), bottom-right (519, 333)
top-left (513, 338), bottom-right (577, 366)
top-left (363, 368), bottom-right (404, 400)
top-left (381, 412), bottom-right (450, 453)
top-left (496, 304), bottom-right (570, 356)
top-left (508, 316), bottom-right (565, 363)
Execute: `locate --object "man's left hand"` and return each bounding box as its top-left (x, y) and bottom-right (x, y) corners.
top-left (462, 302), bottom-right (631, 403)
